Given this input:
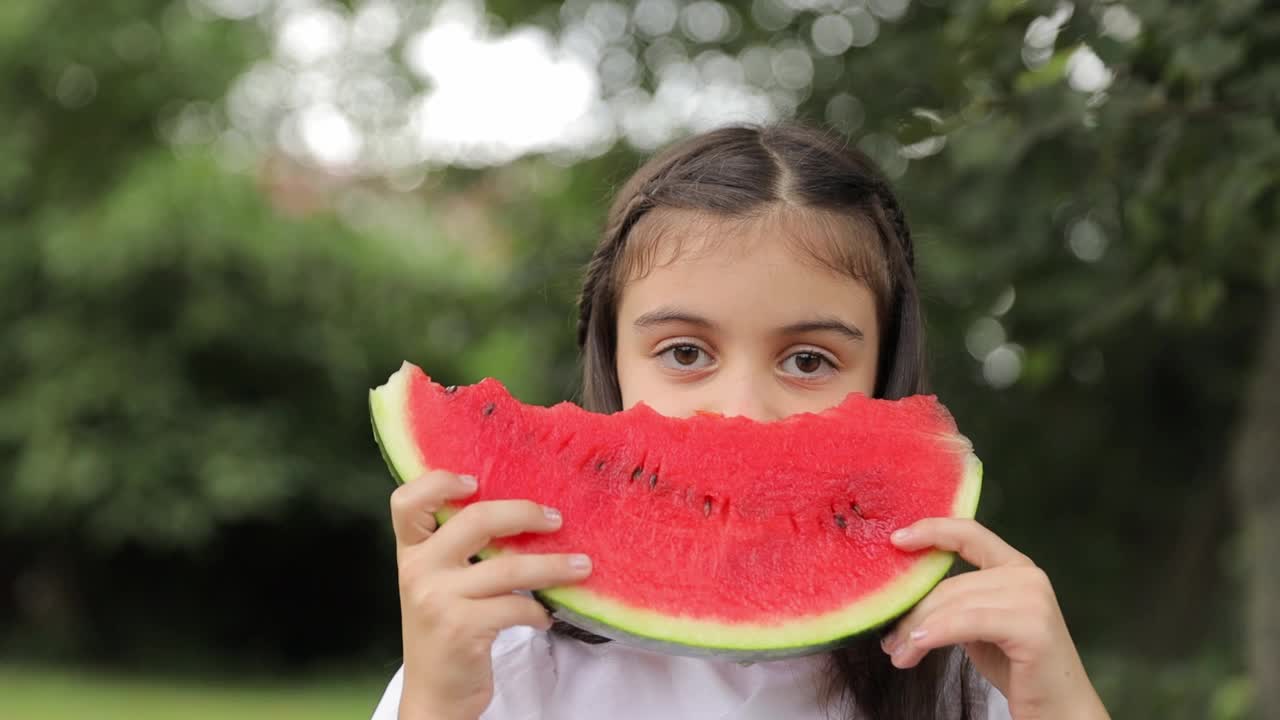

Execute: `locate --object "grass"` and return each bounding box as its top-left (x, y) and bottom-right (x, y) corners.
top-left (0, 663), bottom-right (393, 720)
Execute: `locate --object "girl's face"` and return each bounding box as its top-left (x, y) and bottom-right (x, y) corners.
top-left (616, 208), bottom-right (881, 422)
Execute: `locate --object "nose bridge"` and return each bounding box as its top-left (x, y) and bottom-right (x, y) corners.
top-left (713, 362), bottom-right (779, 422)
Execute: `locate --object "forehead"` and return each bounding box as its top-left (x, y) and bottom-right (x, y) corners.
top-left (617, 205), bottom-right (886, 291)
top-left (615, 207), bottom-right (882, 333)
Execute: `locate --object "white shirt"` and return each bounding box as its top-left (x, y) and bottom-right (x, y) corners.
top-left (370, 625), bottom-right (1013, 720)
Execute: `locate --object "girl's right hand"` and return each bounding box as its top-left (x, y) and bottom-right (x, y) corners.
top-left (390, 470), bottom-right (592, 720)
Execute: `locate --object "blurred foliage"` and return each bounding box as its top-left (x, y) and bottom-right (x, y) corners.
top-left (1086, 652), bottom-right (1255, 720)
top-left (1, 0), bottom-right (1277, 715)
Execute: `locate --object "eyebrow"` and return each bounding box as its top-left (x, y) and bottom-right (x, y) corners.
top-left (632, 307), bottom-right (863, 341)
top-left (778, 317), bottom-right (865, 342)
top-left (632, 307), bottom-right (718, 331)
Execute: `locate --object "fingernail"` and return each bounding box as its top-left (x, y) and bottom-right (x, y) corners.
top-left (909, 628), bottom-right (928, 642)
top-left (459, 474), bottom-right (478, 490)
top-left (543, 506), bottom-right (562, 525)
top-left (891, 528), bottom-right (913, 544)
top-left (569, 554), bottom-right (592, 572)
top-left (881, 632), bottom-right (899, 653)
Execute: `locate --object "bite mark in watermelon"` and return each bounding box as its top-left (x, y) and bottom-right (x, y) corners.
top-left (370, 362), bottom-right (982, 661)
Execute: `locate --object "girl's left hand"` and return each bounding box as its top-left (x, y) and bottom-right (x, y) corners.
top-left (880, 518), bottom-right (1110, 720)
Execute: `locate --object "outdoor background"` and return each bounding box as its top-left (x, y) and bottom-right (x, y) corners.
top-left (2, 0), bottom-right (1277, 718)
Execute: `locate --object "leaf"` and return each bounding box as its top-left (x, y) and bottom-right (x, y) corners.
top-left (1168, 34), bottom-right (1245, 85)
top-left (1015, 46), bottom-right (1073, 94)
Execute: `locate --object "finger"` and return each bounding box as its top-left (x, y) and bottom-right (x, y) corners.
top-left (474, 593), bottom-right (555, 633)
top-left (886, 565), bottom-right (1062, 661)
top-left (888, 597), bottom-right (1024, 669)
top-left (390, 470), bottom-right (478, 549)
top-left (455, 552), bottom-right (593, 598)
top-left (890, 518), bottom-right (1031, 570)
top-left (428, 500), bottom-right (564, 564)
top-left (881, 569), bottom-right (1016, 653)
top-left (880, 567), bottom-right (1025, 654)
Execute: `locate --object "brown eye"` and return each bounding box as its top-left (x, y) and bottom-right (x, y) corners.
top-left (794, 352), bottom-right (823, 373)
top-left (672, 346), bottom-right (701, 365)
top-left (781, 350), bottom-right (836, 379)
top-left (657, 343), bottom-right (713, 372)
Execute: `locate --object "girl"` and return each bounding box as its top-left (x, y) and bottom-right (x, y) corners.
top-left (371, 123), bottom-right (1110, 720)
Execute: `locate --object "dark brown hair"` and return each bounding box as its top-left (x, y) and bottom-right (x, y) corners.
top-left (565, 122), bottom-right (980, 719)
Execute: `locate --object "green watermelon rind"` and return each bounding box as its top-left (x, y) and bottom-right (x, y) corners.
top-left (369, 364), bottom-right (983, 661)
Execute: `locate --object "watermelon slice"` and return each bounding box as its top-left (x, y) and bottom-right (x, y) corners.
top-left (369, 362), bottom-right (982, 661)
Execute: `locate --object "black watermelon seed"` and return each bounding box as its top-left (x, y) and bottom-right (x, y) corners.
top-left (834, 514), bottom-right (848, 529)
top-left (648, 473), bottom-right (659, 489)
top-left (595, 459), bottom-right (607, 472)
top-left (631, 467), bottom-right (643, 482)
top-left (444, 385), bottom-right (457, 394)
top-left (482, 402), bottom-right (496, 416)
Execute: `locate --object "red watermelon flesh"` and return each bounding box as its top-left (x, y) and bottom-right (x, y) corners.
top-left (370, 362), bottom-right (982, 660)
